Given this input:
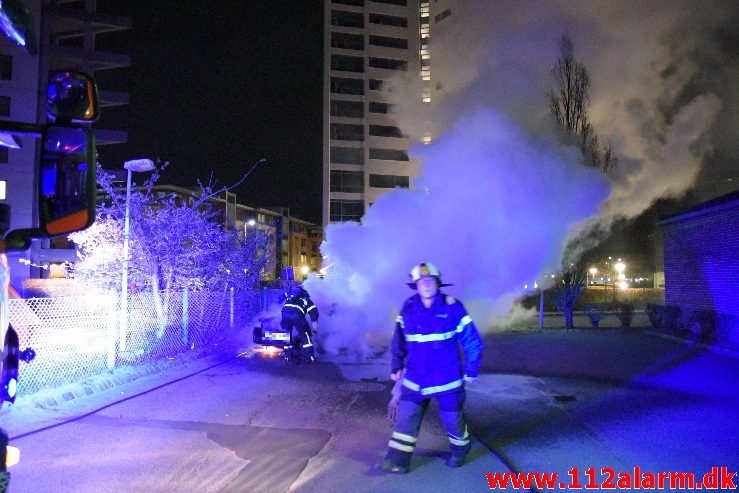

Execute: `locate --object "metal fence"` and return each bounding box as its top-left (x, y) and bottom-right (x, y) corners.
top-left (8, 289), bottom-right (260, 396)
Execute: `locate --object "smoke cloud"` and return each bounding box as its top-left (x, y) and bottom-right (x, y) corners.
top-left (309, 1), bottom-right (737, 354)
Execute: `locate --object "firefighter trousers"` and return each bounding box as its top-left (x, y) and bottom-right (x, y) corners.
top-left (384, 387), bottom-right (470, 467)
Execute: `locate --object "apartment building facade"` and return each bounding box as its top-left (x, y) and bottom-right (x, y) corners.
top-left (322, 0), bottom-right (461, 225)
top-left (323, 0), bottom-right (421, 224)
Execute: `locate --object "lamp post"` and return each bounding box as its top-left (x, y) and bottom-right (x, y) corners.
top-left (615, 261), bottom-right (626, 290)
top-left (589, 267), bottom-right (597, 287)
top-left (120, 159), bottom-right (155, 354)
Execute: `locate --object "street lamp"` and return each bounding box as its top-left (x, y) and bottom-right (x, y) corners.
top-left (615, 261), bottom-right (626, 291)
top-left (120, 159), bottom-right (155, 355)
top-left (589, 267), bottom-right (597, 286)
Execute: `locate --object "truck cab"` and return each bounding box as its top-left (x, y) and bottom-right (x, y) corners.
top-left (1, 1), bottom-right (100, 485)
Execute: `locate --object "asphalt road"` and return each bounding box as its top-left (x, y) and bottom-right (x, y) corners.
top-left (4, 329), bottom-right (738, 492)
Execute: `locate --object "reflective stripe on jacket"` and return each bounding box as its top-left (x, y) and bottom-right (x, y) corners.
top-left (282, 294), bottom-right (319, 322)
top-left (391, 293), bottom-right (482, 396)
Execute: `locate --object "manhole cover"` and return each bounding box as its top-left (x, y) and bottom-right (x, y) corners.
top-left (338, 382), bottom-right (387, 392)
top-left (553, 394), bottom-right (577, 403)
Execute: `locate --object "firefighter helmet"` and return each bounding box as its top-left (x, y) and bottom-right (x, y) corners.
top-left (288, 284), bottom-right (305, 298)
top-left (406, 262), bottom-right (452, 289)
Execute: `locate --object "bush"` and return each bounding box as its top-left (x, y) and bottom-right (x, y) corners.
top-left (646, 304), bottom-right (681, 333)
top-left (664, 305), bottom-right (681, 332)
top-left (614, 303), bottom-right (635, 328)
top-left (693, 309), bottom-right (718, 342)
top-left (584, 304), bottom-right (603, 328)
top-left (646, 303), bottom-right (663, 329)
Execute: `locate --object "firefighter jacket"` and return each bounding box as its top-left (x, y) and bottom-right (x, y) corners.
top-left (282, 292), bottom-right (319, 323)
top-left (391, 292), bottom-right (483, 396)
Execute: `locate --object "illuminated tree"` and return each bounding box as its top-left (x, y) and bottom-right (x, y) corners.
top-left (550, 34), bottom-right (617, 173)
top-left (69, 161), bottom-right (271, 294)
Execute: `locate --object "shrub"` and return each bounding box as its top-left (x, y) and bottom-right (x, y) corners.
top-left (693, 309), bottom-right (718, 342)
top-left (584, 304), bottom-right (602, 328)
top-left (614, 303), bottom-right (634, 328)
top-left (646, 303), bottom-right (663, 329)
top-left (663, 305), bottom-right (681, 333)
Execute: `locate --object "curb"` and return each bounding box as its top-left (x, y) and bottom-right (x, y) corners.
top-left (645, 330), bottom-right (739, 360)
top-left (19, 344), bottom-right (243, 410)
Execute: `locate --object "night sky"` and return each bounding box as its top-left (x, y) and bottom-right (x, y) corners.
top-left (94, 1), bottom-right (324, 224)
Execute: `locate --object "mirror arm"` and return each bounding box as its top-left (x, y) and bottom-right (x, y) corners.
top-left (0, 120), bottom-right (42, 138)
top-left (2, 229), bottom-right (44, 251)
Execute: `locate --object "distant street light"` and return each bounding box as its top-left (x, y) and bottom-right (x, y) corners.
top-left (120, 159), bottom-right (155, 355)
top-left (589, 267), bottom-right (597, 286)
top-left (614, 261), bottom-right (626, 293)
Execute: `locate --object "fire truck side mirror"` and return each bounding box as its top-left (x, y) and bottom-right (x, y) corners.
top-left (4, 125), bottom-right (96, 250)
top-left (46, 71), bottom-right (99, 123)
top-left (37, 125), bottom-right (97, 237)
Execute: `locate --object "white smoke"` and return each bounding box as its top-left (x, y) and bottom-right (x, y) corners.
top-left (310, 0), bottom-right (736, 353)
top-left (309, 109), bottom-right (608, 354)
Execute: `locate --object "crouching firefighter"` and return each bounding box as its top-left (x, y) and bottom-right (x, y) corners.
top-left (280, 285), bottom-right (319, 363)
top-left (381, 262), bottom-right (483, 473)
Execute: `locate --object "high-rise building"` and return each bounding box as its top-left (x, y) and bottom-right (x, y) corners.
top-left (322, 0), bottom-right (460, 225)
top-left (323, 0), bottom-right (421, 225)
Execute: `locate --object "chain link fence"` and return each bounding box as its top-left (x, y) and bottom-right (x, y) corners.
top-left (8, 289), bottom-right (261, 396)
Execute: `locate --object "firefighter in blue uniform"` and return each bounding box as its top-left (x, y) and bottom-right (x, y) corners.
top-left (381, 262), bottom-right (483, 473)
top-left (280, 285), bottom-right (319, 362)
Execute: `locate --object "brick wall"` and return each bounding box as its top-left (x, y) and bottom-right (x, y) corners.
top-left (662, 199), bottom-right (739, 318)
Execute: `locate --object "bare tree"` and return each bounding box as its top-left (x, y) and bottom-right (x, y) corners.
top-left (553, 265), bottom-right (587, 329)
top-left (550, 34), bottom-right (617, 173)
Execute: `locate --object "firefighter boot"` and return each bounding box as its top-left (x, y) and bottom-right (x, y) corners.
top-left (446, 440), bottom-right (472, 468)
top-left (380, 448), bottom-right (411, 474)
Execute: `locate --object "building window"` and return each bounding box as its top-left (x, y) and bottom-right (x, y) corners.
top-left (331, 99), bottom-right (364, 118)
top-left (369, 102), bottom-right (393, 114)
top-left (369, 0), bottom-right (407, 5)
top-left (0, 96), bottom-right (10, 117)
top-left (331, 10), bottom-right (364, 28)
top-left (330, 199), bottom-right (365, 222)
top-left (332, 0), bottom-right (364, 6)
top-left (330, 146), bottom-right (364, 165)
top-left (0, 147), bottom-right (7, 164)
top-left (435, 8), bottom-right (452, 23)
top-left (370, 125), bottom-right (404, 138)
top-left (331, 123), bottom-right (364, 141)
top-left (369, 79), bottom-right (383, 91)
top-left (0, 55), bottom-right (11, 80)
top-left (331, 170), bottom-right (364, 193)
top-left (369, 35), bottom-right (408, 50)
top-left (369, 148), bottom-right (409, 161)
top-left (331, 32), bottom-right (364, 51)
top-left (369, 57), bottom-right (407, 71)
top-left (422, 88), bottom-right (431, 103)
top-left (369, 174), bottom-right (409, 189)
top-left (331, 54), bottom-right (365, 73)
top-left (0, 180), bottom-right (5, 199)
top-left (331, 77), bottom-right (364, 95)
top-left (369, 13), bottom-right (408, 28)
